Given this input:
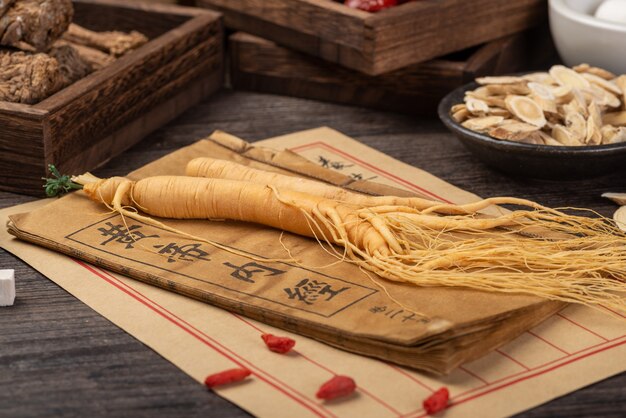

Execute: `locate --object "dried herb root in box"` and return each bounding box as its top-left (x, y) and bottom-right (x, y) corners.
top-left (0, 0), bottom-right (73, 51)
top-left (62, 23), bottom-right (148, 57)
top-left (60, 40), bottom-right (115, 70)
top-left (0, 43), bottom-right (90, 104)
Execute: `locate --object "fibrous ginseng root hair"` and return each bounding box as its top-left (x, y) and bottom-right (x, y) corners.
top-left (72, 173), bottom-right (626, 315)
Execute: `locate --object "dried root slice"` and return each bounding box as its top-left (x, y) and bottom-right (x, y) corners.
top-left (471, 86), bottom-right (491, 98)
top-left (499, 119), bottom-right (540, 131)
top-left (601, 125), bottom-right (626, 144)
top-left (574, 63), bottom-right (616, 80)
top-left (486, 83), bottom-right (530, 96)
top-left (451, 64), bottom-right (626, 147)
top-left (487, 107), bottom-right (511, 117)
top-left (615, 75), bottom-right (626, 107)
top-left (571, 88), bottom-right (589, 111)
top-left (465, 96), bottom-right (489, 114)
top-left (476, 75), bottom-right (526, 85)
top-left (538, 131), bottom-right (563, 146)
top-left (505, 95), bottom-right (546, 128)
top-left (480, 96), bottom-right (506, 109)
top-left (552, 125), bottom-right (583, 146)
top-left (523, 72), bottom-right (555, 84)
top-left (452, 108), bottom-right (470, 123)
top-left (573, 63), bottom-right (591, 73)
top-left (528, 82), bottom-right (555, 100)
top-left (545, 111), bottom-right (563, 125)
top-left (550, 65), bottom-right (591, 89)
top-left (488, 121), bottom-right (539, 141)
top-left (602, 111), bottom-right (626, 126)
top-left (563, 107), bottom-right (587, 142)
top-left (610, 127), bottom-right (626, 144)
top-left (584, 85), bottom-right (621, 108)
top-left (614, 206), bottom-right (626, 232)
top-left (582, 73), bottom-right (622, 95)
top-left (563, 99), bottom-right (588, 121)
top-left (551, 84), bottom-right (574, 104)
top-left (530, 93), bottom-right (558, 114)
top-left (451, 104), bottom-right (466, 113)
top-left (516, 132), bottom-right (544, 145)
top-left (461, 116), bottom-right (504, 131)
top-left (585, 114), bottom-right (603, 145)
top-left (588, 102), bottom-right (603, 128)
top-left (602, 192), bottom-right (626, 205)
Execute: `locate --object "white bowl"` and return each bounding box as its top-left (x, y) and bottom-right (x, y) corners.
top-left (549, 0), bottom-right (626, 74)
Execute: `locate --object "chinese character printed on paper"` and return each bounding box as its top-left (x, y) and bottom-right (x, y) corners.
top-left (223, 261), bottom-right (286, 283)
top-left (97, 222), bottom-right (159, 249)
top-left (284, 279), bottom-right (349, 305)
top-left (153, 242), bottom-right (211, 263)
top-left (318, 155), bottom-right (353, 170)
top-left (369, 305), bottom-right (430, 324)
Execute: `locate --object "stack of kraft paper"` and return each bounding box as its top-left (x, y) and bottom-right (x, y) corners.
top-left (6, 131), bottom-right (565, 375)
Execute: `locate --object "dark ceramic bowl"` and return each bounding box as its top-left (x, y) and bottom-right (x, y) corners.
top-left (438, 82), bottom-right (626, 179)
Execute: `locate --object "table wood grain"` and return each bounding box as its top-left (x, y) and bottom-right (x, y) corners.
top-left (0, 90), bottom-right (624, 417)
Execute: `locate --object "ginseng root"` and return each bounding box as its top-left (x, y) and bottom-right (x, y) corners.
top-left (73, 173), bottom-right (626, 314)
top-left (75, 174), bottom-right (397, 256)
top-left (185, 157), bottom-right (561, 215)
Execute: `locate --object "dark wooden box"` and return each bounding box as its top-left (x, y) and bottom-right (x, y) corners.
top-left (198, 0), bottom-right (545, 75)
top-left (230, 28), bottom-right (557, 116)
top-left (0, 0), bottom-right (223, 196)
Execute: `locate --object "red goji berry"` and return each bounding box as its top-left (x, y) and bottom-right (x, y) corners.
top-left (261, 333), bottom-right (296, 354)
top-left (344, 0), bottom-right (398, 12)
top-left (204, 368), bottom-right (251, 388)
top-left (423, 387), bottom-right (449, 415)
top-left (315, 375), bottom-right (357, 400)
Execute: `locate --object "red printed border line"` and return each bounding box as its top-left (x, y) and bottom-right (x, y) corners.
top-left (408, 337), bottom-right (626, 418)
top-left (230, 313), bottom-right (406, 416)
top-left (74, 260), bottom-right (335, 418)
top-left (76, 259), bottom-right (626, 418)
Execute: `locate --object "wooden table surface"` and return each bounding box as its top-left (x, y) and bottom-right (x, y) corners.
top-left (0, 90), bottom-right (624, 417)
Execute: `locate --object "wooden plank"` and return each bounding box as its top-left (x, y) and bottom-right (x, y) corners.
top-left (0, 111), bottom-right (46, 195)
top-left (59, 71), bottom-right (222, 181)
top-left (200, 0), bottom-right (367, 48)
top-left (197, 0), bottom-right (371, 70)
top-left (229, 30), bottom-right (544, 116)
top-left (199, 0), bottom-right (546, 75)
top-left (462, 21), bottom-right (558, 82)
top-left (0, 102), bottom-right (48, 115)
top-left (365, 0), bottom-right (546, 74)
top-left (77, 0), bottom-right (205, 16)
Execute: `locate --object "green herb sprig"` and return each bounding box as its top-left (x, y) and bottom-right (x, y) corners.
top-left (43, 164), bottom-right (83, 197)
